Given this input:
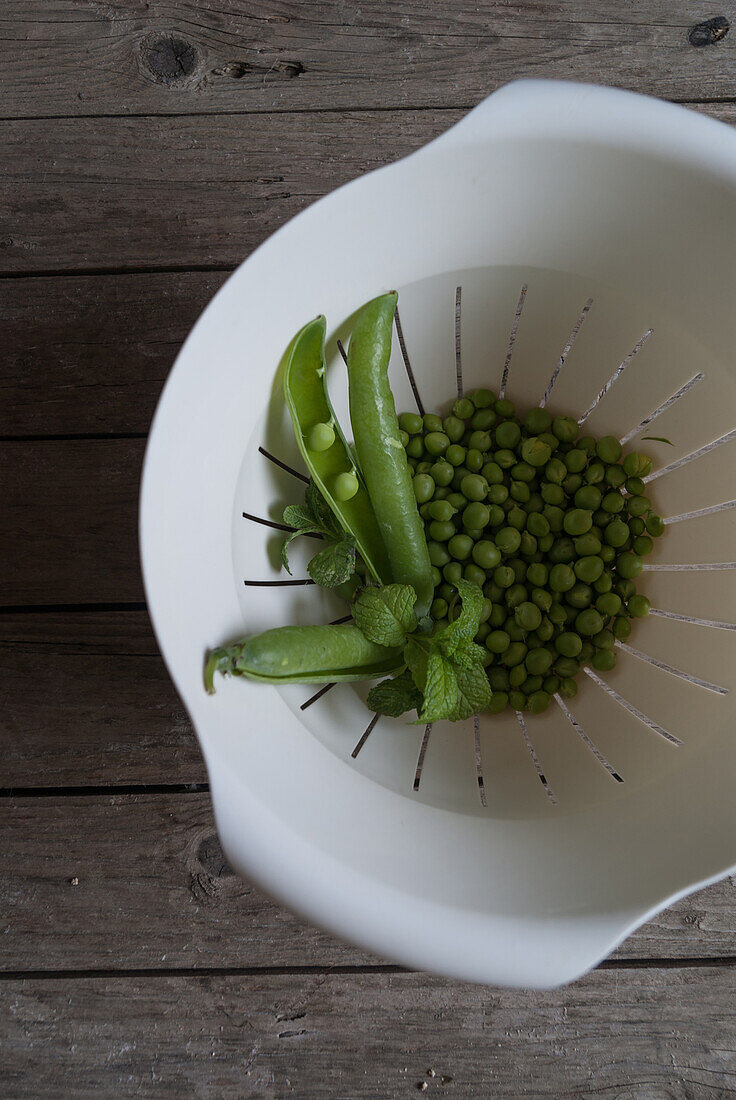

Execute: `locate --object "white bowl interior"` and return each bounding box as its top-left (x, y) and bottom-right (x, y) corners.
top-left (142, 82), bottom-right (736, 984)
top-left (233, 263), bottom-right (736, 820)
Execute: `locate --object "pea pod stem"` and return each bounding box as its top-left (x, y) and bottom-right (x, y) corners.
top-left (284, 316), bottom-right (391, 584)
top-left (205, 623), bottom-right (403, 692)
top-left (346, 293), bottom-right (434, 618)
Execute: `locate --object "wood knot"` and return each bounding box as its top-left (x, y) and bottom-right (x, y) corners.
top-left (196, 833), bottom-right (234, 878)
top-left (688, 16), bottom-right (729, 46)
top-left (139, 33), bottom-right (200, 84)
top-left (211, 59), bottom-right (305, 81)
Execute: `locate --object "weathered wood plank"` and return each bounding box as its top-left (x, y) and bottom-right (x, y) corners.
top-left (1, 103), bottom-right (733, 276)
top-left (1, 439), bottom-right (144, 605)
top-left (0, 611), bottom-right (204, 786)
top-left (2, 967), bottom-right (736, 1098)
top-left (2, 1), bottom-right (735, 119)
top-left (1, 794), bottom-right (735, 970)
top-left (0, 272), bottom-right (227, 436)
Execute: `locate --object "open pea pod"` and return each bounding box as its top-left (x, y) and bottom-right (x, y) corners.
top-left (284, 316), bottom-right (391, 584)
top-left (205, 624), bottom-right (404, 691)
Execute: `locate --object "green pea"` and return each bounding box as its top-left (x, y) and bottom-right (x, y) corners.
top-left (555, 656), bottom-right (580, 678)
top-left (430, 460), bottom-right (454, 487)
top-left (595, 592), bottom-right (621, 617)
top-left (472, 540), bottom-right (501, 570)
top-left (495, 448), bottom-right (517, 469)
top-left (487, 667), bottom-right (509, 691)
top-left (427, 541), bottom-right (450, 568)
top-left (465, 449), bottom-right (484, 473)
top-left (596, 435), bottom-right (622, 463)
top-left (549, 563), bottom-right (575, 592)
top-left (485, 691), bottom-right (507, 713)
top-left (495, 421), bottom-right (521, 449)
top-left (422, 413), bottom-right (443, 433)
top-left (508, 690), bottom-right (526, 711)
top-left (515, 601), bottom-right (542, 631)
top-left (494, 397), bottom-right (515, 418)
top-left (592, 649), bottom-right (616, 672)
top-left (399, 412), bottom-right (424, 435)
top-left (537, 616), bottom-right (555, 642)
top-left (538, 533), bottom-right (555, 553)
top-left (574, 485), bottom-right (602, 511)
top-left (543, 674), bottom-right (561, 694)
top-left (555, 677), bottom-right (576, 699)
top-left (605, 519), bottom-right (629, 547)
top-left (506, 507), bottom-right (526, 532)
top-left (487, 504), bottom-right (505, 527)
top-left (627, 494), bottom-right (650, 518)
top-left (405, 436), bottom-right (424, 458)
top-left (481, 461), bottom-right (503, 486)
top-left (464, 563), bottom-right (487, 587)
top-left (628, 593), bottom-right (650, 617)
top-left (334, 471), bottom-right (359, 500)
top-left (505, 619), bottom-right (527, 642)
top-left (453, 397), bottom-right (475, 420)
top-left (442, 563), bottom-right (462, 587)
top-left (574, 555), bottom-right (604, 583)
top-left (510, 481), bottom-right (530, 505)
top-left (488, 604), bottom-right (506, 627)
top-left (604, 467), bottom-right (625, 490)
top-left (466, 430), bottom-right (490, 452)
top-left (563, 449), bottom-right (586, 474)
top-left (446, 444), bottom-right (467, 467)
top-left (502, 642), bottom-right (527, 667)
top-left (623, 452), bottom-right (652, 478)
top-left (442, 415), bottom-right (465, 442)
top-left (555, 632), bottom-right (582, 657)
top-left (460, 502), bottom-right (487, 530)
top-left (592, 628), bottom-right (614, 651)
top-left (633, 534), bottom-right (654, 556)
top-left (545, 458), bottom-right (568, 485)
top-left (599, 544), bottom-right (616, 564)
top-left (505, 584), bottom-right (528, 610)
top-left (612, 615), bottom-right (632, 639)
top-left (617, 551), bottom-right (642, 579)
top-left (429, 520), bottom-right (456, 542)
top-left (416, 461), bottom-right (434, 475)
top-left (549, 537), bottom-right (575, 563)
top-left (584, 462), bottom-right (605, 484)
top-left (577, 435), bottom-right (596, 455)
top-left (576, 609), bottom-right (604, 635)
top-left (413, 474), bottom-right (435, 503)
top-left (526, 562), bottom-right (548, 587)
top-left (524, 513), bottom-right (549, 539)
top-left (520, 674), bottom-right (542, 695)
top-left (521, 437), bottom-right (552, 467)
top-left (541, 483), bottom-right (564, 506)
top-left (307, 420), bottom-right (337, 453)
top-left (424, 431), bottom-right (450, 456)
top-left (527, 690), bottom-right (551, 713)
top-left (427, 499), bottom-right (454, 522)
top-left (562, 474), bottom-right (582, 496)
top-left (495, 527), bottom-right (521, 555)
top-left (566, 582), bottom-right (593, 609)
top-left (548, 602), bottom-right (568, 625)
top-left (509, 558), bottom-right (528, 583)
top-left (471, 410), bottom-right (497, 433)
top-left (460, 473), bottom-right (488, 502)
top-left (552, 415), bottom-right (579, 442)
top-left (529, 591), bottom-right (550, 618)
top-left (646, 513), bottom-right (665, 537)
top-left (629, 517), bottom-right (645, 536)
top-left (563, 509), bottom-right (593, 536)
top-left (431, 597), bottom-right (448, 619)
top-left (494, 565), bottom-right (515, 589)
top-left (615, 578), bottom-right (636, 600)
top-left (519, 532), bottom-right (537, 557)
top-left (448, 533), bottom-right (473, 561)
top-left (573, 533), bottom-right (601, 557)
top-left (524, 646), bottom-right (554, 676)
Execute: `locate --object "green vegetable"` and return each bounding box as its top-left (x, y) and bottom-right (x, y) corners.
top-left (283, 315), bottom-right (391, 583)
top-left (346, 293), bottom-right (434, 617)
top-left (205, 624), bottom-right (403, 692)
top-left (352, 583), bottom-right (418, 648)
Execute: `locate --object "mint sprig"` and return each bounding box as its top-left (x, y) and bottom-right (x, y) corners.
top-left (360, 579), bottom-right (492, 721)
top-left (281, 481), bottom-right (358, 584)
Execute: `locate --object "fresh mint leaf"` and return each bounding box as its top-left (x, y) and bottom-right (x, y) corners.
top-left (307, 537), bottom-right (356, 588)
top-left (306, 479), bottom-right (342, 538)
top-left (419, 649), bottom-right (459, 722)
top-left (641, 435), bottom-right (674, 445)
top-left (449, 637), bottom-right (488, 670)
top-left (353, 584), bottom-right (417, 648)
top-left (404, 634), bottom-right (431, 695)
top-left (366, 670), bottom-right (422, 717)
top-left (437, 579), bottom-right (485, 655)
top-left (280, 530), bottom-right (299, 575)
top-left (283, 504), bottom-right (321, 531)
top-left (455, 662), bottom-right (493, 719)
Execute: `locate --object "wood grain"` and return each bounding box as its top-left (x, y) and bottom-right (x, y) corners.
top-left (2, 1), bottom-right (735, 120)
top-left (0, 272), bottom-right (227, 436)
top-left (0, 611), bottom-right (203, 786)
top-left (1, 793), bottom-right (735, 971)
top-left (1, 439), bottom-right (144, 605)
top-left (3, 967), bottom-right (736, 1098)
top-left (1, 103), bottom-right (733, 277)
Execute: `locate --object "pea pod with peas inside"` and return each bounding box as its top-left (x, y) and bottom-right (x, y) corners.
top-left (346, 292), bottom-right (434, 618)
top-left (204, 624), bottom-right (404, 692)
top-left (284, 315), bottom-right (391, 584)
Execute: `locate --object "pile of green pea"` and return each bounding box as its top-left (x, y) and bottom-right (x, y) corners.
top-left (399, 391), bottom-right (665, 715)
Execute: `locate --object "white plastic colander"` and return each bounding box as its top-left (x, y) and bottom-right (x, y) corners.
top-left (140, 81), bottom-right (736, 988)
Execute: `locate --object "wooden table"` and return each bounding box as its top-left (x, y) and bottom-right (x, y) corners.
top-left (2, 4), bottom-right (735, 1095)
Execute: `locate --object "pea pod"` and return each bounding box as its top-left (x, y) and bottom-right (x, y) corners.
top-left (205, 624), bottom-right (403, 692)
top-left (284, 316), bottom-right (391, 584)
top-left (346, 293), bottom-right (434, 617)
